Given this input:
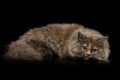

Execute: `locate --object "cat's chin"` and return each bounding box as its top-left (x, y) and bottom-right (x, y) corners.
top-left (83, 57), bottom-right (90, 60)
top-left (82, 57), bottom-right (100, 62)
top-left (83, 58), bottom-right (109, 64)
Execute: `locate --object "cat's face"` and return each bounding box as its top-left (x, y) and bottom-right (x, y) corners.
top-left (68, 32), bottom-right (110, 62)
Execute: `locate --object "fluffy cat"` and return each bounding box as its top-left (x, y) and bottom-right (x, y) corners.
top-left (3, 24), bottom-right (110, 62)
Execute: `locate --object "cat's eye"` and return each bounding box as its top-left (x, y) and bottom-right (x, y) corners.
top-left (82, 44), bottom-right (87, 49)
top-left (82, 46), bottom-right (86, 49)
top-left (92, 48), bottom-right (98, 52)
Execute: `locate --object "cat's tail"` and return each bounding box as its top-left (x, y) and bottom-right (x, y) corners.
top-left (3, 40), bottom-right (43, 62)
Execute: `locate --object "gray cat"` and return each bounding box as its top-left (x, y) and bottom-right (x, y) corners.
top-left (3, 24), bottom-right (110, 62)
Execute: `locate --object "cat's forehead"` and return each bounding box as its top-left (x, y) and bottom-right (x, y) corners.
top-left (84, 37), bottom-right (100, 45)
top-left (84, 37), bottom-right (96, 42)
top-left (88, 39), bottom-right (103, 47)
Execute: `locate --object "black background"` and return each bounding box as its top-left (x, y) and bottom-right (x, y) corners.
top-left (0, 2), bottom-right (119, 79)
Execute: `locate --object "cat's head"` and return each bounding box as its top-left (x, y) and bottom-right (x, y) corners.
top-left (68, 32), bottom-right (110, 62)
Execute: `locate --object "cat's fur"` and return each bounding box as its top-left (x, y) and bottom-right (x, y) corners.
top-left (3, 24), bottom-right (110, 62)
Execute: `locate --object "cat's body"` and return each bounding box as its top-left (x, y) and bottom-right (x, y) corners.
top-left (3, 24), bottom-right (110, 62)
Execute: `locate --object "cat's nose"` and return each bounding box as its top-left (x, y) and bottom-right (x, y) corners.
top-left (85, 54), bottom-right (91, 57)
top-left (86, 43), bottom-right (92, 55)
top-left (84, 54), bottom-right (91, 60)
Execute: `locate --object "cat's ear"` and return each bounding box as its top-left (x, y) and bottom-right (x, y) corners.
top-left (78, 32), bottom-right (87, 41)
top-left (96, 36), bottom-right (108, 47)
top-left (96, 36), bottom-right (108, 42)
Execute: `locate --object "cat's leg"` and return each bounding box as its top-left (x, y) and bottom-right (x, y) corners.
top-left (3, 41), bottom-right (44, 61)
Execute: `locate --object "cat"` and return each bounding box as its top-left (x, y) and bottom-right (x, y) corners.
top-left (3, 23), bottom-right (110, 63)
